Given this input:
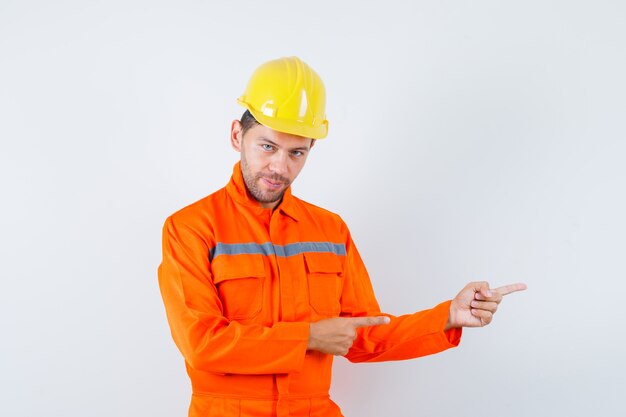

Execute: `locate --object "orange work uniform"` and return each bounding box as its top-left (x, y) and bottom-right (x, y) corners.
top-left (158, 162), bottom-right (462, 417)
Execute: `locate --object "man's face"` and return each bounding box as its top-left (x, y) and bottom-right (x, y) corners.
top-left (231, 121), bottom-right (314, 209)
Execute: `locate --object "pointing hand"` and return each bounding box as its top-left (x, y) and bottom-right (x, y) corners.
top-left (308, 316), bottom-right (391, 356)
top-left (447, 282), bottom-right (527, 329)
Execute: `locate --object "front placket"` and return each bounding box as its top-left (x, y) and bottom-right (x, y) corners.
top-left (270, 210), bottom-right (295, 417)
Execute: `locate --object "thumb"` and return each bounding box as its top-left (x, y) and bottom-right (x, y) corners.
top-left (349, 316), bottom-right (391, 328)
top-left (473, 281), bottom-right (492, 298)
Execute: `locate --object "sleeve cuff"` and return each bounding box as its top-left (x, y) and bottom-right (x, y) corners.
top-left (274, 321), bottom-right (310, 372)
top-left (433, 300), bottom-right (462, 347)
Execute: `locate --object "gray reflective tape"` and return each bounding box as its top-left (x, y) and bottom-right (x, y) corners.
top-left (210, 242), bottom-right (275, 258)
top-left (210, 241), bottom-right (346, 260)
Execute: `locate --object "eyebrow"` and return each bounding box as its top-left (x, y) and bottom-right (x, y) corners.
top-left (258, 137), bottom-right (311, 152)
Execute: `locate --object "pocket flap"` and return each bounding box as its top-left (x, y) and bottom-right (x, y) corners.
top-left (304, 252), bottom-right (343, 274)
top-left (212, 254), bottom-right (265, 284)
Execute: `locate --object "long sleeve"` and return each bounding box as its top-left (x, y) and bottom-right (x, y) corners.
top-left (338, 227), bottom-right (462, 363)
top-left (158, 216), bottom-right (309, 375)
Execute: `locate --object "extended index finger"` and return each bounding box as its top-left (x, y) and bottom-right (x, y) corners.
top-left (350, 316), bottom-right (391, 328)
top-left (494, 283), bottom-right (528, 296)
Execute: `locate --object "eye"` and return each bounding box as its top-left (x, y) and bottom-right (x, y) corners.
top-left (291, 150), bottom-right (304, 157)
top-left (261, 144), bottom-right (274, 151)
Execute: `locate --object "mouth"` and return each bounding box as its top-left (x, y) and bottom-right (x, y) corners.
top-left (261, 177), bottom-right (286, 190)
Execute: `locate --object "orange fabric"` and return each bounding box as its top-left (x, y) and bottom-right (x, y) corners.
top-left (158, 162), bottom-right (462, 417)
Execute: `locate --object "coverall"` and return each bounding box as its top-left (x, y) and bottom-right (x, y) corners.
top-left (158, 162), bottom-right (462, 417)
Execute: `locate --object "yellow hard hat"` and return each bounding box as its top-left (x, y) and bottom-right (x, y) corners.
top-left (237, 56), bottom-right (329, 139)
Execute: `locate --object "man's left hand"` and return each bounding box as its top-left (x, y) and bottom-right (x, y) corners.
top-left (446, 281), bottom-right (527, 330)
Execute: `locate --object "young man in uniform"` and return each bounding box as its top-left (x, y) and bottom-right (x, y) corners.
top-left (158, 56), bottom-right (526, 417)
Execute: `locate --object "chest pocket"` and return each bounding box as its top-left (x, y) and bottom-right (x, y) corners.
top-left (304, 252), bottom-right (343, 317)
top-left (212, 255), bottom-right (265, 320)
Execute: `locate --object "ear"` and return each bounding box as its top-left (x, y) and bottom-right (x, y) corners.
top-left (230, 120), bottom-right (243, 152)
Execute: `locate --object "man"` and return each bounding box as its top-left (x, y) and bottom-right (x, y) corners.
top-left (158, 56), bottom-right (526, 417)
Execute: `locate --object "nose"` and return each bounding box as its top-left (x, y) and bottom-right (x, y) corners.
top-left (268, 151), bottom-right (289, 177)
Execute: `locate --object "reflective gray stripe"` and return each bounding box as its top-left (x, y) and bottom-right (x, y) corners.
top-left (210, 241), bottom-right (346, 260)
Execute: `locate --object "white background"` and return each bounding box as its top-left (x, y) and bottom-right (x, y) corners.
top-left (1, 1), bottom-right (625, 416)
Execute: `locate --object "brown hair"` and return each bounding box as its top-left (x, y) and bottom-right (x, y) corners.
top-left (240, 110), bottom-right (260, 137)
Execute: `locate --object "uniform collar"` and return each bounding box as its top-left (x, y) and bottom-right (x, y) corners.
top-left (226, 162), bottom-right (300, 222)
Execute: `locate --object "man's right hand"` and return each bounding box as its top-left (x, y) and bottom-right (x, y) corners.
top-left (307, 316), bottom-right (391, 356)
